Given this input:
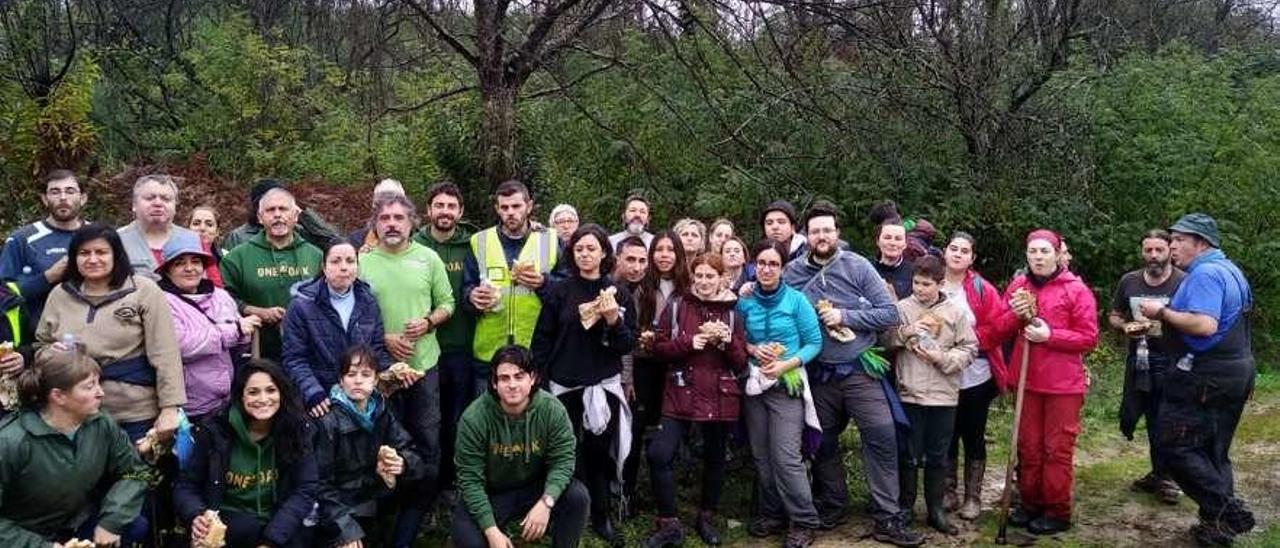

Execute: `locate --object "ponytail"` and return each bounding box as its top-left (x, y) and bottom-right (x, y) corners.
top-left (19, 343), bottom-right (100, 410)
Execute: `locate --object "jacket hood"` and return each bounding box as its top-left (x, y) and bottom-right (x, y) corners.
top-left (688, 288), bottom-right (738, 307)
top-left (227, 405), bottom-right (273, 449)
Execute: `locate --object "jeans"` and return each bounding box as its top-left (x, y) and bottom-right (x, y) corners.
top-left (809, 371), bottom-right (901, 523)
top-left (647, 417), bottom-right (728, 517)
top-left (449, 480), bottom-right (590, 548)
top-left (391, 369), bottom-right (441, 547)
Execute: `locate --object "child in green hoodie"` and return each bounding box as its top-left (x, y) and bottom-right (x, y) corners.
top-left (451, 345), bottom-right (589, 548)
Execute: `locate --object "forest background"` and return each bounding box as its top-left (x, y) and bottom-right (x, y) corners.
top-left (2, 0), bottom-right (1279, 363)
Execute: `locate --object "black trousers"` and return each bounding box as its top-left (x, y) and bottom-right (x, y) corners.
top-left (449, 480), bottom-right (590, 548)
top-left (559, 391), bottom-right (622, 524)
top-left (623, 358), bottom-right (665, 497)
top-left (949, 378), bottom-right (997, 462)
top-left (1158, 365), bottom-right (1255, 529)
top-left (646, 417), bottom-right (728, 517)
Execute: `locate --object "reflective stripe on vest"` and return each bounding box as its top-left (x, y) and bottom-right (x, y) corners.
top-left (470, 227), bottom-right (557, 362)
top-left (4, 282), bottom-right (20, 347)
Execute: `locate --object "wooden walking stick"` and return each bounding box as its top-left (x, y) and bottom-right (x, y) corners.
top-left (996, 336), bottom-right (1033, 544)
top-left (251, 331), bottom-right (261, 360)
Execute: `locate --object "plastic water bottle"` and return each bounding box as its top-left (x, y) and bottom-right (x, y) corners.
top-left (1135, 336), bottom-right (1150, 371)
top-left (916, 330), bottom-right (939, 351)
top-left (1176, 354), bottom-right (1194, 372)
top-left (60, 332), bottom-right (78, 353)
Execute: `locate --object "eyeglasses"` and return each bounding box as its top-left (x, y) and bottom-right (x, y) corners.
top-left (755, 260), bottom-right (783, 270)
top-left (47, 188), bottom-right (81, 197)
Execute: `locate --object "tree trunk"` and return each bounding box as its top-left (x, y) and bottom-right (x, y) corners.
top-left (479, 82), bottom-right (519, 187)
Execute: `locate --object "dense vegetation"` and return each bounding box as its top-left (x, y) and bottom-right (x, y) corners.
top-left (2, 0), bottom-right (1277, 361)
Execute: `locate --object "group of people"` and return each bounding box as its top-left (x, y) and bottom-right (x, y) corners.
top-left (0, 169), bottom-right (1258, 548)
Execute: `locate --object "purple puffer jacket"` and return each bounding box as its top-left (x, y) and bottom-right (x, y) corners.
top-left (164, 287), bottom-right (248, 417)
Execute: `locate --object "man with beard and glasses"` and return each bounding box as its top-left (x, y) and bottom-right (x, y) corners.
top-left (413, 181), bottom-right (481, 501)
top-left (220, 188), bottom-right (323, 361)
top-left (117, 174), bottom-right (222, 285)
top-left (461, 180), bottom-right (559, 380)
top-left (780, 201), bottom-right (924, 547)
top-left (1110, 229), bottom-right (1186, 505)
top-left (608, 194), bottom-right (654, 250)
top-left (359, 193), bottom-right (455, 546)
top-left (1, 170), bottom-right (88, 322)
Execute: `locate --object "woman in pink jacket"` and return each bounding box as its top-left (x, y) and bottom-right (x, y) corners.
top-left (992, 229), bottom-right (1098, 535)
top-left (156, 235), bottom-right (260, 421)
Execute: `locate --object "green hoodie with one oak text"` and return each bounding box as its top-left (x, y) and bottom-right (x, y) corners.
top-left (453, 389), bottom-right (576, 531)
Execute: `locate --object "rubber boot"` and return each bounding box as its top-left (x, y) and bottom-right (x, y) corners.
top-left (898, 464), bottom-right (918, 524)
top-left (943, 457), bottom-right (960, 511)
top-left (959, 459), bottom-right (985, 520)
top-left (924, 464), bottom-right (958, 535)
top-left (644, 516), bottom-right (684, 548)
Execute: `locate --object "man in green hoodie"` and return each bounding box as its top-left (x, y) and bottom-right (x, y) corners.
top-left (413, 181), bottom-right (480, 493)
top-left (452, 344), bottom-right (588, 548)
top-left (220, 188), bottom-right (324, 361)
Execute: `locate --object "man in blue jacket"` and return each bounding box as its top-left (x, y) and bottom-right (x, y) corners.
top-left (1139, 213), bottom-right (1256, 546)
top-left (782, 201), bottom-right (923, 547)
top-left (0, 170), bottom-right (87, 322)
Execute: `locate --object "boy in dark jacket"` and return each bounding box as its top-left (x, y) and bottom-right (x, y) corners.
top-left (451, 345), bottom-right (589, 548)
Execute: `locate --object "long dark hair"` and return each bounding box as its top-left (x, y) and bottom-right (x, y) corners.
top-left (639, 230), bottom-right (689, 329)
top-left (228, 360), bottom-right (308, 465)
top-left (66, 223), bottom-right (133, 289)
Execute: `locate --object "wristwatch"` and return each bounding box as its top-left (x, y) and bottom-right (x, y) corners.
top-left (541, 494), bottom-right (556, 509)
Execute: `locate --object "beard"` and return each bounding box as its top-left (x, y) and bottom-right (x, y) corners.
top-left (626, 220), bottom-right (645, 235)
top-left (432, 215), bottom-right (456, 231)
top-left (1145, 259), bottom-right (1169, 277)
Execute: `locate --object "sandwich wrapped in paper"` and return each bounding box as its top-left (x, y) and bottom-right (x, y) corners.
top-left (64, 540), bottom-right (95, 548)
top-left (195, 509), bottom-right (227, 548)
top-left (1010, 287), bottom-right (1038, 321)
top-left (378, 362), bottom-right (423, 394)
top-left (697, 320), bottom-right (731, 344)
top-left (0, 342), bottom-right (17, 411)
top-left (578, 286), bottom-right (619, 329)
top-left (815, 299), bottom-right (856, 343)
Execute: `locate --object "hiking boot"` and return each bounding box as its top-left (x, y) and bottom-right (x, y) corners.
top-left (644, 517), bottom-right (684, 548)
top-left (871, 516), bottom-right (925, 547)
top-left (1190, 522), bottom-right (1234, 547)
top-left (749, 516), bottom-right (787, 538)
top-left (817, 508), bottom-right (848, 531)
top-left (943, 458), bottom-right (960, 511)
top-left (924, 465), bottom-right (958, 535)
top-left (959, 459), bottom-right (986, 520)
top-left (695, 510), bottom-right (722, 546)
top-left (1008, 505), bottom-right (1039, 528)
top-left (783, 527), bottom-right (816, 548)
top-left (1027, 516), bottom-right (1072, 535)
top-left (591, 517), bottom-right (626, 547)
top-left (1155, 479), bottom-right (1182, 505)
top-left (1130, 471), bottom-right (1162, 493)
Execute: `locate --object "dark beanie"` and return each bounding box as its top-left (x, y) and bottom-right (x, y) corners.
top-left (247, 179), bottom-right (285, 227)
top-left (760, 200), bottom-right (798, 228)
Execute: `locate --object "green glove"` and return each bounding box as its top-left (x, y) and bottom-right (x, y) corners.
top-left (859, 348), bottom-right (891, 380)
top-left (780, 368), bottom-right (804, 397)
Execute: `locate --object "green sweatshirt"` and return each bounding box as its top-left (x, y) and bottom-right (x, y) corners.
top-left (414, 224), bottom-right (476, 354)
top-left (454, 389), bottom-right (576, 531)
top-left (219, 231), bottom-right (323, 360)
top-left (359, 242), bottom-right (456, 372)
top-left (223, 406), bottom-right (279, 520)
top-left (0, 411), bottom-right (147, 548)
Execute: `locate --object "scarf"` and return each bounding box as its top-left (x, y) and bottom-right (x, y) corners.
top-left (329, 384), bottom-right (379, 432)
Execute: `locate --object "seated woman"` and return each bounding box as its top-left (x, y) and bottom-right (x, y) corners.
top-left (156, 234), bottom-right (260, 423)
top-left (175, 360), bottom-right (317, 548)
top-left (0, 344), bottom-right (149, 548)
top-left (282, 241), bottom-right (391, 419)
top-left (315, 346), bottom-right (423, 548)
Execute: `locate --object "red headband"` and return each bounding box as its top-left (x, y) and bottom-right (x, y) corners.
top-left (1026, 229), bottom-right (1062, 251)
